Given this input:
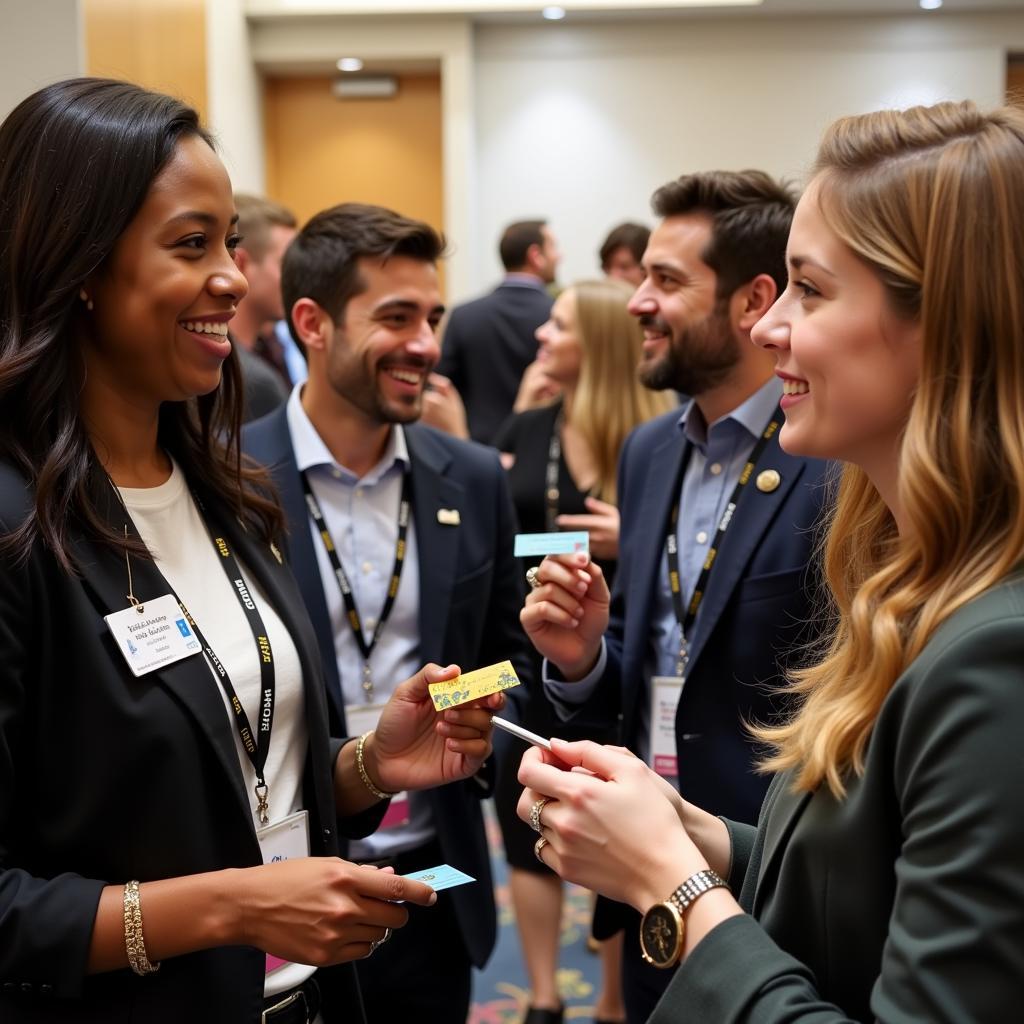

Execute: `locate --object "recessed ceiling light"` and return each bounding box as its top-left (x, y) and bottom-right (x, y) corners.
top-left (542, 5), bottom-right (567, 19)
top-left (919, 0), bottom-right (942, 9)
top-left (337, 57), bottom-right (364, 72)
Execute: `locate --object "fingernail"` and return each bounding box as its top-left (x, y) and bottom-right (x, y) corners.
top-left (429, 892), bottom-right (438, 905)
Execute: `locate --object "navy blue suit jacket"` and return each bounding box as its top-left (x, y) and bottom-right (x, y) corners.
top-left (242, 405), bottom-right (532, 966)
top-left (436, 281), bottom-right (552, 444)
top-left (561, 406), bottom-right (833, 825)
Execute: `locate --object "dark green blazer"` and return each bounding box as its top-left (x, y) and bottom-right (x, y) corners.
top-left (652, 577), bottom-right (1024, 1023)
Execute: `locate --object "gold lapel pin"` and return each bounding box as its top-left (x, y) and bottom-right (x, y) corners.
top-left (756, 469), bottom-right (781, 493)
top-left (270, 542), bottom-right (283, 564)
top-left (437, 508), bottom-right (461, 526)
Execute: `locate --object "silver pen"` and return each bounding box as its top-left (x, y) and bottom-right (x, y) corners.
top-left (491, 715), bottom-right (553, 751)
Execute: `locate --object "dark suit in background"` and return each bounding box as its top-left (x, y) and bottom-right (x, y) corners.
top-left (436, 277), bottom-right (552, 445)
top-left (237, 341), bottom-right (289, 423)
top-left (545, 404), bottom-right (832, 1022)
top-left (0, 462), bottom-right (379, 1024)
top-left (243, 406), bottom-right (531, 1023)
top-left (652, 577), bottom-right (1024, 1023)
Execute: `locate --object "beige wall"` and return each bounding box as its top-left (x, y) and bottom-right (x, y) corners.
top-left (83, 0), bottom-right (208, 120)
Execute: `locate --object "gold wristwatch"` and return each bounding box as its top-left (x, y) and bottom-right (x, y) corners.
top-left (639, 869), bottom-right (728, 969)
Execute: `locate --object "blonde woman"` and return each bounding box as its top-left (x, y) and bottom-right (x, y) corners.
top-left (516, 100), bottom-right (1024, 1022)
top-left (493, 279), bottom-right (674, 1024)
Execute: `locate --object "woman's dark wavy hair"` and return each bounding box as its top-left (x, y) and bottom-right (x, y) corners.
top-left (0, 77), bottom-right (283, 571)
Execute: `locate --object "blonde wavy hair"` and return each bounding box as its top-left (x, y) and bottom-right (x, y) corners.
top-left (568, 279), bottom-right (677, 504)
top-left (756, 101), bottom-right (1024, 798)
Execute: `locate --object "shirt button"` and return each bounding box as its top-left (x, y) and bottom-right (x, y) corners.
top-left (696, 531), bottom-right (708, 544)
top-left (365, 617), bottom-right (376, 629)
top-left (709, 462), bottom-right (722, 476)
top-left (355, 488), bottom-right (364, 498)
top-left (362, 561), bottom-right (372, 574)
top-left (331, 468), bottom-right (342, 480)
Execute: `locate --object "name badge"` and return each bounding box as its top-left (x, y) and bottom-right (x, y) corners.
top-left (650, 676), bottom-right (684, 781)
top-left (104, 594), bottom-right (202, 677)
top-left (258, 809), bottom-right (311, 974)
top-left (346, 703), bottom-right (410, 829)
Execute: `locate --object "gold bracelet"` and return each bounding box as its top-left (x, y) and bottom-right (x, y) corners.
top-left (122, 880), bottom-right (160, 976)
top-left (355, 731), bottom-right (398, 802)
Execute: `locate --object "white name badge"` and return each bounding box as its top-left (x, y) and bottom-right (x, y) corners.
top-left (104, 594), bottom-right (202, 677)
top-left (346, 703), bottom-right (410, 829)
top-left (650, 676), bottom-right (684, 780)
top-left (257, 808), bottom-right (311, 865)
top-left (258, 810), bottom-right (311, 976)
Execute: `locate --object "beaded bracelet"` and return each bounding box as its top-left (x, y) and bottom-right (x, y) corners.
top-left (122, 880), bottom-right (160, 976)
top-left (355, 731), bottom-right (398, 801)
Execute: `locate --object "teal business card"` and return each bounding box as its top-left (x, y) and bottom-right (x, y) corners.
top-left (403, 863), bottom-right (476, 892)
top-left (513, 531), bottom-right (589, 558)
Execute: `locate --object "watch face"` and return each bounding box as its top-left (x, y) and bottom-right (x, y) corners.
top-left (640, 904), bottom-right (682, 968)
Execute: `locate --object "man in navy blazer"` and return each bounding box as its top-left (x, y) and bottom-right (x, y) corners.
top-left (435, 219), bottom-right (559, 444)
top-left (521, 171), bottom-right (832, 1023)
top-left (243, 203), bottom-right (530, 1023)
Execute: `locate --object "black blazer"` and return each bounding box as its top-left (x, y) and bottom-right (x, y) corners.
top-left (653, 577), bottom-right (1024, 1023)
top-left (556, 406), bottom-right (833, 824)
top-left (242, 407), bottom-right (533, 966)
top-left (0, 461), bottom-right (380, 1023)
top-left (436, 280), bottom-right (552, 444)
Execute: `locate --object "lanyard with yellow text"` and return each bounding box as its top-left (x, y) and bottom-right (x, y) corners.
top-left (300, 467), bottom-right (412, 701)
top-left (666, 412), bottom-right (781, 677)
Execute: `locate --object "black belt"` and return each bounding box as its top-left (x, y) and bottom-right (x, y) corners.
top-left (262, 976), bottom-right (320, 1024)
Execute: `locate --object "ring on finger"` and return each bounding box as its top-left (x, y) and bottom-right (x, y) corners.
top-left (534, 836), bottom-right (550, 864)
top-left (529, 796), bottom-right (551, 834)
top-left (526, 565), bottom-right (542, 590)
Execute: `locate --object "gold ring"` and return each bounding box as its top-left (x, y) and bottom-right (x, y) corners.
top-left (526, 565), bottom-right (542, 590)
top-left (529, 796), bottom-right (550, 834)
top-left (534, 836), bottom-right (550, 864)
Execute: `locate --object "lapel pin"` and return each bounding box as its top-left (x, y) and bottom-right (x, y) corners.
top-left (437, 508), bottom-right (461, 526)
top-left (756, 469), bottom-right (781, 493)
top-left (270, 542), bottom-right (283, 564)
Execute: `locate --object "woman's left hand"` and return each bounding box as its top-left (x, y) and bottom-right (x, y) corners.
top-left (556, 497), bottom-right (620, 561)
top-left (368, 663), bottom-right (503, 793)
top-left (517, 739), bottom-right (705, 911)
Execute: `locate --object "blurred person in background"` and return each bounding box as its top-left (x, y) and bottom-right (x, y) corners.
top-left (599, 222), bottom-right (650, 288)
top-left (493, 279), bottom-right (675, 1024)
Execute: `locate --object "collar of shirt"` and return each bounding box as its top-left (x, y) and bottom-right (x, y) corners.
top-left (500, 273), bottom-right (549, 292)
top-left (677, 376), bottom-right (783, 453)
top-left (285, 384), bottom-right (410, 484)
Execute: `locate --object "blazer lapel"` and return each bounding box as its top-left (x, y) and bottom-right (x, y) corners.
top-left (406, 427), bottom-right (462, 667)
top-left (751, 776), bottom-right (814, 917)
top-left (684, 432), bottom-right (806, 671)
top-left (255, 411), bottom-right (347, 731)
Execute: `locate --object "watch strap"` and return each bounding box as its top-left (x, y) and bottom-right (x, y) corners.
top-left (666, 869), bottom-right (728, 915)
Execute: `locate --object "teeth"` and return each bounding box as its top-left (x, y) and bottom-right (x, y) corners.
top-left (182, 321), bottom-right (229, 336)
top-left (782, 379), bottom-right (809, 396)
top-left (388, 369), bottom-right (422, 384)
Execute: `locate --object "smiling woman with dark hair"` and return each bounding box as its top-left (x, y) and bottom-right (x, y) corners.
top-left (0, 78), bottom-right (500, 1023)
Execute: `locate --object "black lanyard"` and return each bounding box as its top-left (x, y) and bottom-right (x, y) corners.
top-left (121, 491), bottom-right (278, 825)
top-left (666, 410), bottom-right (781, 676)
top-left (300, 467), bottom-right (412, 701)
top-left (544, 407), bottom-right (564, 531)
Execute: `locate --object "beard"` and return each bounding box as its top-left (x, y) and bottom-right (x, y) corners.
top-left (328, 347), bottom-right (433, 425)
top-left (637, 304), bottom-right (740, 396)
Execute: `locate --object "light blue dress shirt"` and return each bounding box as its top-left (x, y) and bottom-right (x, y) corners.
top-left (286, 386), bottom-right (433, 858)
top-left (544, 377), bottom-right (783, 760)
top-left (275, 319), bottom-right (309, 387)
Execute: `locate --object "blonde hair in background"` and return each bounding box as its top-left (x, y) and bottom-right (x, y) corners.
top-left (568, 279), bottom-right (677, 504)
top-left (756, 101), bottom-right (1024, 798)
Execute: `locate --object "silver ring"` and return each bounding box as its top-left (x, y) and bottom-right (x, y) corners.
top-left (529, 796), bottom-right (551, 834)
top-left (526, 565), bottom-right (542, 590)
top-left (534, 836), bottom-right (550, 864)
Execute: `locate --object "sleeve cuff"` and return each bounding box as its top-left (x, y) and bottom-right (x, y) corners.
top-left (542, 642), bottom-right (608, 721)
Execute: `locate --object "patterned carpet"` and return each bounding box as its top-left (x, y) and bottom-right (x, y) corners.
top-left (469, 801), bottom-right (604, 1024)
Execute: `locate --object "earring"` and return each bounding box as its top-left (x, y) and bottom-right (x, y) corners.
top-left (79, 288), bottom-right (93, 311)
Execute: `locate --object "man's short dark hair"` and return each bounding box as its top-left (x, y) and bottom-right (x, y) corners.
top-left (282, 202), bottom-right (445, 344)
top-left (499, 219), bottom-right (547, 272)
top-left (234, 194), bottom-right (297, 261)
top-left (650, 171), bottom-right (796, 299)
top-left (599, 222), bottom-right (650, 270)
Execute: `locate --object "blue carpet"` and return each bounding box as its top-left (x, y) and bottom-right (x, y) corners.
top-left (469, 801), bottom-right (604, 1024)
